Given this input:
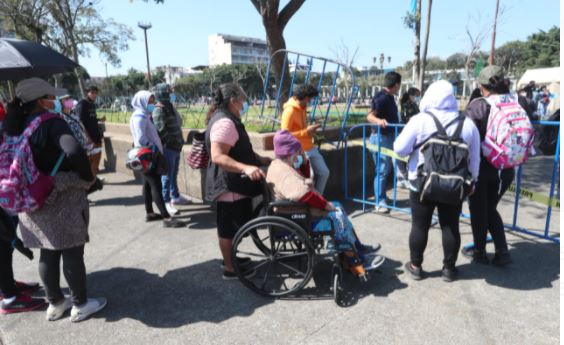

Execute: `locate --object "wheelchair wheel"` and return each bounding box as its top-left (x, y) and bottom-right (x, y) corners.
top-left (232, 216), bottom-right (314, 297)
top-left (332, 267), bottom-right (343, 304)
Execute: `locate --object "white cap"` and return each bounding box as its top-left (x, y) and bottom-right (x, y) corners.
top-left (15, 78), bottom-right (67, 103)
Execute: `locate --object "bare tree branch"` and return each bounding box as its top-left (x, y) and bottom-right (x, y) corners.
top-left (278, 0), bottom-right (305, 31)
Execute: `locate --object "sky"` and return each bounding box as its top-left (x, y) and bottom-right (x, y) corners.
top-left (81, 0), bottom-right (561, 77)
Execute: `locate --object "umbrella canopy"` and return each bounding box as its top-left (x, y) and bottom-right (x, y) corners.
top-left (0, 38), bottom-right (80, 81)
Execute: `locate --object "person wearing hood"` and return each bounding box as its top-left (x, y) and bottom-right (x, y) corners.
top-left (4, 78), bottom-right (106, 322)
top-left (129, 90), bottom-right (184, 228)
top-left (394, 80), bottom-right (480, 282)
top-left (280, 84), bottom-right (330, 195)
top-left (151, 83), bottom-right (190, 216)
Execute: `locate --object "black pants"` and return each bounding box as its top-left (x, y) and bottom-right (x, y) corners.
top-left (409, 191), bottom-right (463, 269)
top-left (39, 246), bottom-right (87, 306)
top-left (0, 213), bottom-right (18, 298)
top-left (469, 163), bottom-right (514, 253)
top-left (143, 172), bottom-right (170, 218)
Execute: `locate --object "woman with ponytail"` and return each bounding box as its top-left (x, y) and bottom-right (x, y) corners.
top-left (205, 83), bottom-right (271, 280)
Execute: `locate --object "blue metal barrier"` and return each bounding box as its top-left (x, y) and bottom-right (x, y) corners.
top-left (343, 121), bottom-right (560, 243)
top-left (258, 49), bottom-right (357, 138)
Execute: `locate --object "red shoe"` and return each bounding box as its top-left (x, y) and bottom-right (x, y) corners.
top-left (1, 295), bottom-right (46, 314)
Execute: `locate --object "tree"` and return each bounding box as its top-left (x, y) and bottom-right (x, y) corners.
top-left (330, 38), bottom-right (359, 100)
top-left (403, 0), bottom-right (433, 91)
top-left (250, 0), bottom-right (306, 108)
top-left (0, 0), bottom-right (133, 94)
top-left (462, 14), bottom-right (489, 96)
top-left (446, 53), bottom-right (467, 69)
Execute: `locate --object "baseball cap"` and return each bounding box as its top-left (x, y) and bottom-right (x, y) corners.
top-left (15, 78), bottom-right (67, 103)
top-left (478, 65), bottom-right (505, 85)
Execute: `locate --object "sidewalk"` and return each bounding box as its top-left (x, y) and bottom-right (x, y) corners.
top-left (0, 172), bottom-right (559, 345)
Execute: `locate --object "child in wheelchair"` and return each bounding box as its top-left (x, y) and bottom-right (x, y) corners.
top-left (266, 130), bottom-right (384, 279)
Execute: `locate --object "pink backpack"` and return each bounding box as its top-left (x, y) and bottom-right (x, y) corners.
top-left (481, 94), bottom-right (535, 169)
top-left (0, 113), bottom-right (64, 213)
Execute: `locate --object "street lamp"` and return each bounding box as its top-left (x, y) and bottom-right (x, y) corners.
top-left (138, 22), bottom-right (152, 86)
top-left (379, 53), bottom-right (385, 74)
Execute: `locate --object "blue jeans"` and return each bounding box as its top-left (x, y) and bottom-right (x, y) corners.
top-left (161, 148), bottom-right (181, 202)
top-left (304, 147), bottom-right (330, 195)
top-left (370, 133), bottom-right (394, 202)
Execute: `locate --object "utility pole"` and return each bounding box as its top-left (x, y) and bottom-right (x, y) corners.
top-left (138, 22), bottom-right (153, 86)
top-left (489, 0), bottom-right (500, 65)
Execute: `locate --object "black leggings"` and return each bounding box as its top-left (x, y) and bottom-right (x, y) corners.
top-left (39, 246), bottom-right (87, 306)
top-left (409, 191), bottom-right (463, 269)
top-left (469, 163), bottom-right (514, 253)
top-left (143, 172), bottom-right (170, 218)
top-left (0, 213), bottom-right (18, 298)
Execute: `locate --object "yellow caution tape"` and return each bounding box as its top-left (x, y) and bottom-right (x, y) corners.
top-left (348, 139), bottom-right (408, 162)
top-left (507, 184), bottom-right (560, 209)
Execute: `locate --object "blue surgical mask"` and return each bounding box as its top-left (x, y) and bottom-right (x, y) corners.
top-left (169, 93), bottom-right (177, 103)
top-left (293, 154), bottom-right (304, 169)
top-left (51, 99), bottom-right (62, 114)
top-left (146, 104), bottom-right (155, 113)
top-left (414, 96), bottom-right (421, 103)
top-left (240, 101), bottom-right (249, 115)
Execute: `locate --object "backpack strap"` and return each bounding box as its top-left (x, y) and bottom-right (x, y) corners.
top-left (426, 111), bottom-right (447, 136)
top-left (412, 113), bottom-right (463, 150)
top-left (451, 114), bottom-right (466, 140)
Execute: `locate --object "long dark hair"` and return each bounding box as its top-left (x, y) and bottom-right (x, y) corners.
top-left (205, 83), bottom-right (246, 125)
top-left (4, 97), bottom-right (41, 136)
top-left (400, 87), bottom-right (420, 105)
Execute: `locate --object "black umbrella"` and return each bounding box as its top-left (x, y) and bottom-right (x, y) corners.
top-left (0, 38), bottom-right (80, 81)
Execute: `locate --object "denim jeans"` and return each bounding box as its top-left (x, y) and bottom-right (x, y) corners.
top-left (370, 132), bottom-right (394, 202)
top-left (304, 147), bottom-right (330, 195)
top-left (161, 148), bottom-right (181, 202)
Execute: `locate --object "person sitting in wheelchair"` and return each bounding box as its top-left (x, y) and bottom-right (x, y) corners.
top-left (266, 130), bottom-right (384, 277)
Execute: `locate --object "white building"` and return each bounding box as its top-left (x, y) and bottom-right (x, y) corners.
top-left (208, 34), bottom-right (269, 66)
top-left (153, 65), bottom-right (203, 85)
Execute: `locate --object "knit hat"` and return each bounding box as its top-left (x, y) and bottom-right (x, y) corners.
top-left (273, 130), bottom-right (302, 158)
top-left (478, 65), bottom-right (505, 85)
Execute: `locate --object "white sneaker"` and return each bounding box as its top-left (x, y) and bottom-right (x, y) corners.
top-left (364, 254), bottom-right (385, 271)
top-left (46, 297), bottom-right (73, 321)
top-left (171, 195), bottom-right (192, 206)
top-left (70, 297), bottom-right (107, 323)
top-left (165, 202), bottom-right (179, 215)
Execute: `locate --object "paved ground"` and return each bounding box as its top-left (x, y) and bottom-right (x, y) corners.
top-left (0, 171), bottom-right (559, 345)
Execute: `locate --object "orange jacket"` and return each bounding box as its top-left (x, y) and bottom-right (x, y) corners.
top-left (280, 97), bottom-right (313, 151)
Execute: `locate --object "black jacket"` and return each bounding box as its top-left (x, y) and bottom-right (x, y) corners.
top-left (76, 98), bottom-right (102, 144)
top-left (205, 109), bottom-right (261, 201)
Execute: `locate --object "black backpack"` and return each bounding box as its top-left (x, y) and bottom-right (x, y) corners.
top-left (417, 112), bottom-right (473, 205)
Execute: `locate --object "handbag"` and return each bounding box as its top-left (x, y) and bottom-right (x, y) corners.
top-left (187, 131), bottom-right (209, 169)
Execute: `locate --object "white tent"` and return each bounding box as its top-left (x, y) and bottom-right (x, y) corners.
top-left (517, 67), bottom-right (561, 88)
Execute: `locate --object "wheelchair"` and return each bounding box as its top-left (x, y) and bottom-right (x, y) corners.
top-left (230, 181), bottom-right (373, 305)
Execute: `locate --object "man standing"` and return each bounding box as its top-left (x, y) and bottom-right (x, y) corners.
top-left (281, 84), bottom-right (330, 194)
top-left (367, 71), bottom-right (402, 213)
top-left (152, 83), bottom-right (191, 215)
top-left (76, 86), bottom-right (103, 176)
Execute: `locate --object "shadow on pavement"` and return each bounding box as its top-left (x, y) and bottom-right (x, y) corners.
top-left (451, 241), bottom-right (559, 290)
top-left (87, 260), bottom-right (274, 328)
top-left (90, 195), bottom-right (144, 207)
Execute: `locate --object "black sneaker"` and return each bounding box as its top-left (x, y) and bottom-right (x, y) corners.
top-left (163, 219), bottom-right (185, 228)
top-left (404, 262), bottom-right (423, 280)
top-left (492, 251), bottom-right (512, 267)
top-left (220, 257), bottom-right (252, 270)
top-left (442, 266), bottom-right (458, 282)
top-left (0, 295), bottom-right (46, 314)
top-left (15, 281), bottom-right (40, 295)
top-left (461, 247), bottom-right (489, 264)
top-left (145, 213), bottom-right (164, 222)
top-left (222, 268), bottom-right (256, 281)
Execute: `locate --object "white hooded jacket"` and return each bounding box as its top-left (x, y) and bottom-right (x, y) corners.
top-left (129, 90), bottom-right (163, 153)
top-left (393, 80), bottom-right (481, 181)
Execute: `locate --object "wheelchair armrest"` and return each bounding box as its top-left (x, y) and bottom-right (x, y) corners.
top-left (268, 200), bottom-right (309, 209)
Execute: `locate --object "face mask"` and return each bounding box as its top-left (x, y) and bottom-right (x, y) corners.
top-left (293, 154), bottom-right (304, 169)
top-left (146, 104), bottom-right (155, 113)
top-left (46, 99), bottom-right (62, 114)
top-left (240, 101), bottom-right (249, 115)
top-left (414, 96), bottom-right (421, 103)
top-left (169, 93), bottom-right (177, 103)
top-left (62, 99), bottom-right (74, 111)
